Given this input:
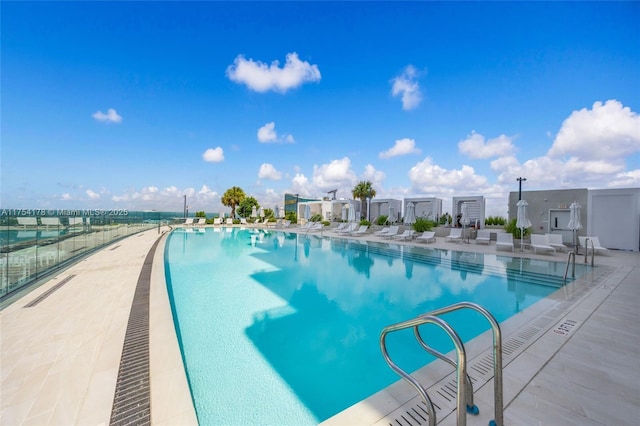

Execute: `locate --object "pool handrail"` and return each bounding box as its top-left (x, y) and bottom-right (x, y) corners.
top-left (380, 301), bottom-right (503, 426)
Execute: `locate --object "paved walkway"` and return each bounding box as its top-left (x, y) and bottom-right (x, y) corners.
top-left (1, 225), bottom-right (638, 425)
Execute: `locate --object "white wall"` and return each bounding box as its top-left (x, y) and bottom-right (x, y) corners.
top-left (588, 188), bottom-right (640, 251)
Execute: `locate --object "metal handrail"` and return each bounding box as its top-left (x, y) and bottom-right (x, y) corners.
top-left (380, 315), bottom-right (467, 426)
top-left (563, 251), bottom-right (576, 282)
top-left (420, 302), bottom-right (503, 426)
top-left (380, 302), bottom-right (503, 426)
top-left (584, 238), bottom-right (594, 267)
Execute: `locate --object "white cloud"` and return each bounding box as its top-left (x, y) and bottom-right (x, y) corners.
top-left (312, 157), bottom-right (357, 191)
top-left (408, 157), bottom-right (488, 195)
top-left (549, 99), bottom-right (640, 160)
top-left (391, 65), bottom-right (423, 110)
top-left (257, 122), bottom-right (277, 143)
top-left (458, 131), bottom-right (515, 159)
top-left (92, 108), bottom-right (122, 123)
top-left (202, 147), bottom-right (224, 162)
top-left (86, 189), bottom-right (100, 199)
top-left (257, 122), bottom-right (294, 143)
top-left (226, 52), bottom-right (321, 93)
top-left (379, 138), bottom-right (421, 159)
top-left (61, 193), bottom-right (72, 200)
top-left (361, 164), bottom-right (386, 188)
top-left (258, 163), bottom-right (283, 180)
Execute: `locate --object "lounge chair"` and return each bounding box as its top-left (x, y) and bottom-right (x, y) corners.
top-left (444, 228), bottom-right (463, 242)
top-left (333, 223), bottom-right (348, 232)
top-left (416, 231), bottom-right (436, 243)
top-left (496, 233), bottom-right (514, 252)
top-left (278, 219), bottom-right (291, 228)
top-left (393, 230), bottom-right (415, 241)
top-left (308, 223), bottom-right (325, 232)
top-left (197, 218), bottom-right (206, 226)
top-left (213, 218), bottom-right (222, 225)
top-left (184, 218), bottom-right (194, 226)
top-left (579, 236), bottom-right (609, 255)
top-left (337, 223), bottom-right (358, 234)
top-left (41, 217), bottom-right (63, 229)
top-left (225, 218), bottom-right (233, 225)
top-left (17, 217), bottom-right (38, 229)
top-left (475, 229), bottom-right (491, 245)
top-left (350, 225), bottom-right (369, 236)
top-left (381, 226), bottom-right (400, 239)
top-left (373, 227), bottom-right (390, 236)
top-left (546, 233), bottom-right (567, 252)
top-left (530, 234), bottom-right (556, 255)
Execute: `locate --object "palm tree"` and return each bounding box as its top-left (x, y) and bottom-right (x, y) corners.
top-left (221, 186), bottom-right (246, 219)
top-left (352, 181), bottom-right (376, 221)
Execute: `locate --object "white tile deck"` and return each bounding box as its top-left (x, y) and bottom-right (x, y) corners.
top-left (1, 225), bottom-right (638, 425)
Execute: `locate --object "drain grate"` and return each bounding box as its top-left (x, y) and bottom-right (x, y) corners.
top-left (110, 245), bottom-right (121, 251)
top-left (109, 236), bottom-right (162, 426)
top-left (24, 275), bottom-right (77, 308)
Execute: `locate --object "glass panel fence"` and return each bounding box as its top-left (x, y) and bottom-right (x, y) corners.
top-left (1, 213), bottom-right (179, 302)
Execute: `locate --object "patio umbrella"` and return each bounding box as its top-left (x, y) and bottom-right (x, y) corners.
top-left (461, 203), bottom-right (470, 243)
top-left (251, 206), bottom-right (257, 219)
top-left (568, 201), bottom-right (582, 252)
top-left (388, 206), bottom-right (395, 224)
top-left (404, 202), bottom-right (416, 225)
top-left (304, 204), bottom-right (311, 221)
top-left (348, 204), bottom-right (355, 223)
top-left (259, 207), bottom-right (265, 219)
top-left (275, 206), bottom-right (280, 219)
top-left (219, 211), bottom-right (225, 220)
top-left (341, 204), bottom-right (348, 221)
top-left (516, 200), bottom-right (531, 252)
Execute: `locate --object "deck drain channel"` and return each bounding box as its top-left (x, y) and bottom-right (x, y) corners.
top-left (109, 236), bottom-right (162, 426)
top-left (24, 275), bottom-right (77, 307)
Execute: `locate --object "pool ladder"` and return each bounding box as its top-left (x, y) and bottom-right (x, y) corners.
top-left (380, 302), bottom-right (503, 426)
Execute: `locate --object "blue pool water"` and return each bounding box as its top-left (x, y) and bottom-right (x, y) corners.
top-left (165, 228), bottom-right (578, 425)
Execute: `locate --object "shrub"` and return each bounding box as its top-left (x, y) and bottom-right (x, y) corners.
top-left (310, 213), bottom-right (323, 222)
top-left (376, 215), bottom-right (388, 225)
top-left (413, 217), bottom-right (436, 232)
top-left (359, 219), bottom-right (371, 226)
top-left (504, 218), bottom-right (531, 239)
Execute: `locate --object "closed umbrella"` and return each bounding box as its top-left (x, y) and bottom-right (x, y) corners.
top-left (348, 204), bottom-right (355, 223)
top-left (568, 202), bottom-right (582, 252)
top-left (388, 206), bottom-right (395, 224)
top-left (275, 206), bottom-right (280, 219)
top-left (259, 207), bottom-right (265, 219)
top-left (404, 202), bottom-right (416, 225)
top-left (341, 204), bottom-right (348, 221)
top-left (251, 206), bottom-right (257, 219)
top-left (304, 204), bottom-right (311, 221)
top-left (516, 200), bottom-right (531, 252)
top-left (461, 203), bottom-right (470, 243)
top-left (219, 211), bottom-right (225, 221)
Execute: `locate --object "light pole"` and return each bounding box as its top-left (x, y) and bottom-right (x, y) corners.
top-left (517, 177), bottom-right (527, 201)
top-left (295, 194), bottom-right (299, 222)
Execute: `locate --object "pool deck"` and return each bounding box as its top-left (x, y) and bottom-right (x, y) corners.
top-left (1, 225), bottom-right (639, 425)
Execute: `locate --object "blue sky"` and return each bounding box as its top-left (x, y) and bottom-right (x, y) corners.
top-left (2, 1), bottom-right (639, 217)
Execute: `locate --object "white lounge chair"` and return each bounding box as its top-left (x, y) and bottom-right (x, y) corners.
top-left (197, 218), bottom-right (207, 226)
top-left (184, 218), bottom-right (194, 226)
top-left (530, 234), bottom-right (556, 255)
top-left (41, 217), bottom-right (63, 229)
top-left (350, 225), bottom-right (369, 236)
top-left (337, 223), bottom-right (358, 234)
top-left (579, 236), bottom-right (609, 255)
top-left (17, 217), bottom-right (38, 229)
top-left (213, 218), bottom-right (222, 225)
top-left (381, 226), bottom-right (400, 239)
top-left (393, 230), bottom-right (415, 240)
top-left (225, 218), bottom-right (233, 225)
top-left (373, 227), bottom-right (390, 236)
top-left (308, 223), bottom-right (325, 232)
top-left (546, 233), bottom-right (567, 252)
top-left (445, 228), bottom-right (463, 242)
top-left (475, 229), bottom-right (491, 245)
top-left (496, 233), bottom-right (514, 252)
top-left (416, 231), bottom-right (436, 243)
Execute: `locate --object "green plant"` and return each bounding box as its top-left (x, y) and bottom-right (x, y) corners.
top-left (285, 211), bottom-right (297, 223)
top-left (376, 215), bottom-right (388, 225)
top-left (310, 213), bottom-right (323, 222)
top-left (504, 218), bottom-right (531, 239)
top-left (195, 211), bottom-right (206, 218)
top-left (359, 219), bottom-right (371, 226)
top-left (322, 220), bottom-right (330, 226)
top-left (221, 186), bottom-right (246, 219)
top-left (413, 217), bottom-right (436, 232)
top-left (352, 181), bottom-right (376, 220)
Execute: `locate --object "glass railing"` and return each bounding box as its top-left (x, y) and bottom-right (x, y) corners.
top-left (0, 213), bottom-right (179, 304)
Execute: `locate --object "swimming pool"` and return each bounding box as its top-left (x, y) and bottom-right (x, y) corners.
top-left (164, 227), bottom-right (579, 425)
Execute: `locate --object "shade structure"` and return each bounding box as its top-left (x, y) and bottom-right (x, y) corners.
top-left (341, 205), bottom-right (348, 221)
top-left (568, 201), bottom-right (582, 251)
top-left (259, 207), bottom-right (265, 218)
top-left (304, 204), bottom-right (311, 221)
top-left (516, 199), bottom-right (531, 251)
top-left (404, 202), bottom-right (416, 225)
top-left (251, 206), bottom-right (257, 218)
